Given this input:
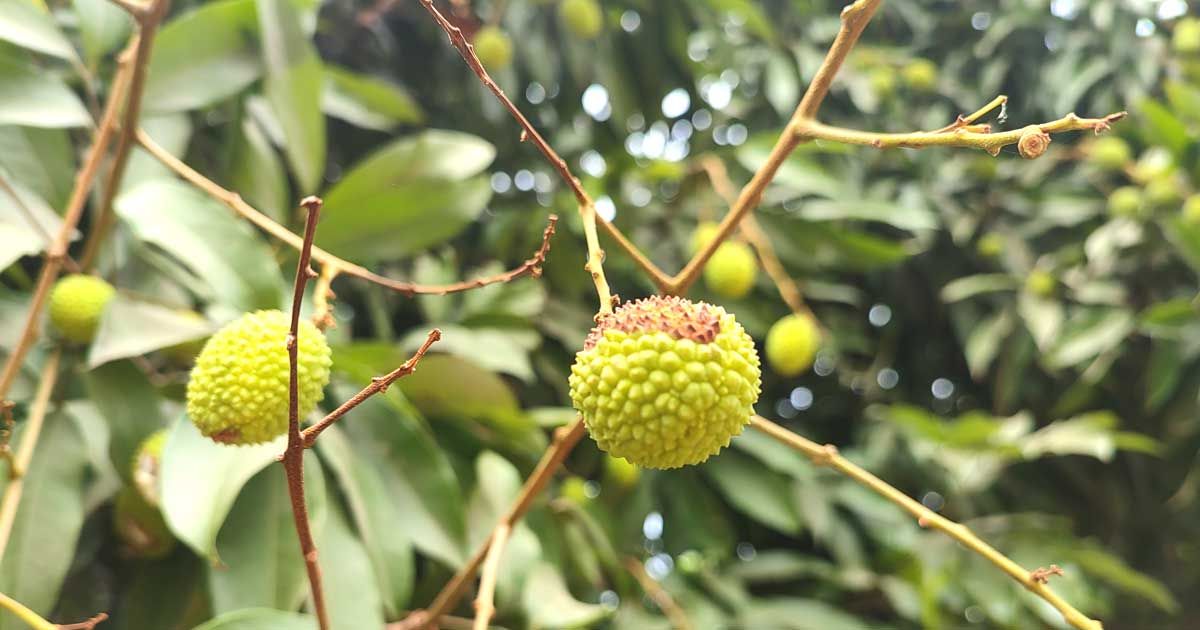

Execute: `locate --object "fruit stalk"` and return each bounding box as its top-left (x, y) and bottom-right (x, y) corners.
top-left (751, 416), bottom-right (1103, 630)
top-left (282, 197), bottom-right (330, 630)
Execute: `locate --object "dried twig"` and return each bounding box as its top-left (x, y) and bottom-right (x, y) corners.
top-left (282, 197), bottom-right (330, 630)
top-left (472, 523), bottom-right (511, 630)
top-left (751, 416), bottom-right (1102, 630)
top-left (623, 556), bottom-right (693, 630)
top-left (0, 591), bottom-right (106, 630)
top-left (300, 328), bottom-right (441, 448)
top-left (0, 350), bottom-right (62, 561)
top-left (135, 131), bottom-right (559, 298)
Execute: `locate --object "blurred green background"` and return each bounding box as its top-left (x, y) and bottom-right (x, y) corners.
top-left (1, 0), bottom-right (1198, 628)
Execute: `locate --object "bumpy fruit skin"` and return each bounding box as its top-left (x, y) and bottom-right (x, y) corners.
top-left (1025, 270), bottom-right (1056, 297)
top-left (690, 221), bottom-right (721, 253)
top-left (1183, 195), bottom-right (1200, 224)
top-left (1175, 18), bottom-right (1200, 55)
top-left (48, 274), bottom-right (115, 345)
top-left (765, 314), bottom-right (821, 377)
top-left (114, 487), bottom-right (176, 559)
top-left (704, 242), bottom-right (757, 298)
top-left (1108, 186), bottom-right (1143, 219)
top-left (1086, 137), bottom-right (1132, 171)
top-left (186, 310), bottom-right (332, 445)
top-left (559, 0), bottom-right (602, 39)
top-left (132, 429), bottom-right (169, 505)
top-left (473, 26), bottom-right (513, 70)
top-left (901, 58), bottom-right (938, 92)
top-left (569, 296), bottom-right (761, 469)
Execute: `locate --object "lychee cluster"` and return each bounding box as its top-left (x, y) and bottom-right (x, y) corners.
top-left (186, 310), bottom-right (332, 445)
top-left (569, 296), bottom-right (761, 469)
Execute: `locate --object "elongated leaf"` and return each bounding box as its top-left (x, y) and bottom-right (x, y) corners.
top-left (84, 360), bottom-right (165, 485)
top-left (87, 295), bottom-right (215, 368)
top-left (143, 0), bottom-right (260, 113)
top-left (0, 56), bottom-right (89, 127)
top-left (0, 127), bottom-right (74, 209)
top-left (0, 413), bottom-right (90, 630)
top-left (703, 450), bottom-right (802, 534)
top-left (193, 609), bottom-right (316, 630)
top-left (73, 0), bottom-right (131, 63)
top-left (113, 552), bottom-right (206, 630)
top-left (941, 274), bottom-right (1018, 303)
top-left (228, 116), bottom-right (288, 223)
top-left (522, 564), bottom-right (611, 629)
top-left (323, 64), bottom-right (424, 131)
top-left (0, 0), bottom-right (78, 60)
top-left (257, 0), bottom-right (325, 192)
top-left (320, 500), bottom-right (386, 630)
top-left (160, 416), bottom-right (286, 561)
top-left (1044, 308), bottom-right (1135, 370)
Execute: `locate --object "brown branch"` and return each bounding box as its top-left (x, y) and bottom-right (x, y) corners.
top-left (413, 418), bottom-right (587, 628)
top-left (0, 591), bottom-right (106, 630)
top-left (472, 523), bottom-right (511, 630)
top-left (0, 350), bottom-right (62, 561)
top-left (387, 614), bottom-right (508, 630)
top-left (0, 38), bottom-right (137, 404)
top-left (310, 264), bottom-right (338, 332)
top-left (750, 416), bottom-right (1103, 630)
top-left (418, 0), bottom-right (669, 299)
top-left (300, 328), bottom-right (441, 448)
top-left (57, 613), bottom-right (109, 630)
top-left (0, 400), bottom-right (15, 477)
top-left (282, 197), bottom-right (330, 630)
top-left (135, 130), bottom-right (560, 297)
top-left (78, 0), bottom-right (173, 270)
top-left (623, 557), bottom-right (693, 630)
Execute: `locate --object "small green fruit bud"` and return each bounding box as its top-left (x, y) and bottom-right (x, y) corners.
top-left (559, 0), bottom-right (602, 39)
top-left (765, 314), bottom-right (821, 377)
top-left (703, 242), bottom-right (757, 299)
top-left (473, 26), bottom-right (514, 70)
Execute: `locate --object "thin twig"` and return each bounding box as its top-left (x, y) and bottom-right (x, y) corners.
top-left (135, 130), bottom-right (560, 297)
top-left (0, 591), bottom-right (105, 630)
top-left (300, 328), bottom-right (441, 448)
top-left (0, 39), bottom-right (136, 403)
top-left (310, 264), bottom-right (338, 331)
top-left (0, 350), bottom-right (62, 562)
top-left (78, 0), bottom-right (172, 270)
top-left (750, 416), bottom-right (1103, 630)
top-left (415, 418), bottom-right (587, 628)
top-left (473, 523), bottom-right (511, 630)
top-left (282, 197), bottom-right (330, 630)
top-left (387, 614), bottom-right (508, 630)
top-left (930, 94), bottom-right (1009, 133)
top-left (56, 613), bottom-right (109, 630)
top-left (623, 556), bottom-right (693, 630)
top-left (0, 173), bottom-right (78, 272)
top-left (418, 0), bottom-right (662, 302)
top-left (0, 401), bottom-right (15, 477)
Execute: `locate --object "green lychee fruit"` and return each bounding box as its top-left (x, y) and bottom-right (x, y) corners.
top-left (113, 487), bottom-right (176, 559)
top-left (1025, 270), bottom-right (1056, 297)
top-left (1131, 148), bottom-right (1175, 184)
top-left (1145, 176), bottom-right (1183, 209)
top-left (765, 314), bottom-right (821, 377)
top-left (1183, 194), bottom-right (1200, 224)
top-left (186, 310), bottom-right (332, 445)
top-left (976, 233), bottom-right (1004, 258)
top-left (602, 454), bottom-right (640, 489)
top-left (131, 429), bottom-right (168, 506)
top-left (1175, 18), bottom-right (1200, 55)
top-left (690, 221), bottom-right (721, 254)
top-left (868, 67), bottom-right (896, 98)
top-left (569, 296), bottom-right (761, 469)
top-left (560, 476), bottom-right (594, 505)
top-left (48, 274), bottom-right (116, 345)
top-left (1108, 186), bottom-right (1143, 219)
top-left (559, 0), bottom-right (602, 39)
top-left (901, 58), bottom-right (938, 92)
top-left (1086, 136), bottom-right (1132, 171)
top-left (473, 25), bottom-right (513, 70)
top-left (703, 241), bottom-right (757, 299)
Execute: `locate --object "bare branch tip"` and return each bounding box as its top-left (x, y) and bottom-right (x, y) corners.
top-left (300, 196), bottom-right (323, 211)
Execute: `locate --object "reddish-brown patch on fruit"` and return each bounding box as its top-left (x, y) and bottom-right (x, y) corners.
top-left (211, 428), bottom-right (241, 444)
top-left (585, 296), bottom-right (722, 350)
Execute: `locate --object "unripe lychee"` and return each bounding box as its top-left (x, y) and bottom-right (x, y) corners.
top-left (1086, 136), bottom-right (1132, 171)
top-left (559, 0), bottom-right (602, 39)
top-left (560, 476), bottom-right (594, 505)
top-left (976, 233), bottom-right (1004, 258)
top-left (1025, 270), bottom-right (1056, 297)
top-left (1108, 186), bottom-right (1143, 219)
top-left (48, 274), bottom-right (116, 345)
top-left (569, 296), bottom-right (761, 469)
top-left (602, 454), bottom-right (640, 489)
top-left (901, 58), bottom-right (938, 92)
top-left (868, 67), bottom-right (896, 98)
top-left (704, 241), bottom-right (757, 299)
top-left (765, 314), bottom-right (821, 377)
top-left (1174, 18), bottom-right (1200, 55)
top-left (690, 221), bottom-right (721, 254)
top-left (473, 26), bottom-right (513, 70)
top-left (186, 310), bottom-right (332, 445)
top-left (131, 429), bottom-right (168, 506)
top-left (113, 487), bottom-right (176, 559)
top-left (1145, 176), bottom-right (1183, 209)
top-left (1183, 194), bottom-right (1200, 224)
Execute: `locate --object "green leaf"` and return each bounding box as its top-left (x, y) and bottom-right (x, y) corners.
top-left (1138, 98), bottom-right (1190, 159)
top-left (160, 415), bottom-right (286, 561)
top-left (964, 309), bottom-right (1015, 380)
top-left (1161, 215), bottom-right (1200, 277)
top-left (1044, 308), bottom-right (1135, 370)
top-left (323, 64), bottom-right (424, 131)
top-left (703, 450), bottom-right (802, 534)
top-left (736, 598), bottom-right (873, 630)
top-left (316, 424), bottom-right (413, 616)
top-left (84, 360), bottom-right (165, 484)
top-left (113, 552), bottom-right (206, 630)
top-left (228, 116), bottom-right (289, 223)
top-left (941, 274), bottom-right (1019, 303)
top-left (0, 55), bottom-right (89, 127)
top-left (209, 459), bottom-right (326, 613)
top-left (73, 0), bottom-right (132, 64)
top-left (394, 351), bottom-right (538, 439)
top-left (143, 0), bottom-right (261, 113)
top-left (465, 453), bottom-right (541, 605)
top-left (87, 295), bottom-right (215, 368)
top-left (257, 0), bottom-right (325, 192)
top-left (319, 500), bottom-right (386, 630)
top-left (800, 199), bottom-right (938, 232)
top-left (1073, 547), bottom-right (1179, 613)
top-left (399, 324), bottom-right (535, 381)
top-left (0, 178), bottom-right (62, 269)
top-left (521, 563), bottom-right (611, 628)
top-left (116, 179), bottom-right (286, 311)
top-left (0, 0), bottom-right (78, 60)
top-left (122, 113), bottom-right (193, 193)
top-left (0, 127), bottom-right (74, 209)
top-left (0, 412), bottom-right (90, 630)
top-left (316, 130), bottom-right (495, 263)
top-left (193, 609), bottom-right (316, 630)
top-left (1019, 412), bottom-right (1123, 461)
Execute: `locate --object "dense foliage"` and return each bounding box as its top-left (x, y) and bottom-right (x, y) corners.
top-left (0, 0), bottom-right (1197, 628)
